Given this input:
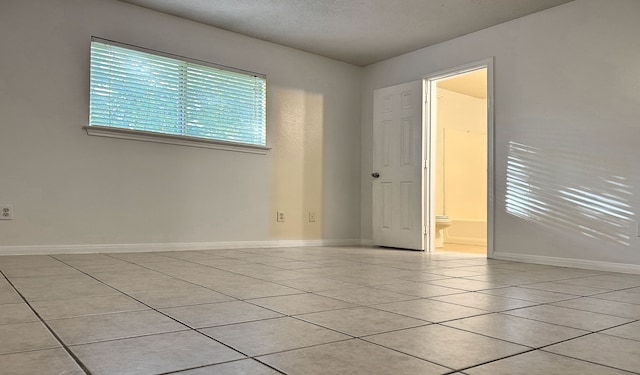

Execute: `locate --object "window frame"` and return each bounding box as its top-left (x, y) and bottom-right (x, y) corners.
top-left (84, 37), bottom-right (270, 154)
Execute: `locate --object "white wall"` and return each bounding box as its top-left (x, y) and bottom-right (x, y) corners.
top-left (362, 0), bottom-right (640, 270)
top-left (0, 0), bottom-right (362, 252)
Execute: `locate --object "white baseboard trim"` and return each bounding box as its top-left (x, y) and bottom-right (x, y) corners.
top-left (492, 252), bottom-right (640, 274)
top-left (445, 236), bottom-right (487, 247)
top-left (0, 239), bottom-right (363, 256)
top-left (360, 239), bottom-right (374, 246)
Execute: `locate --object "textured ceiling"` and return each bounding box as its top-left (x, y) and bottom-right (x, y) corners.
top-left (118, 0), bottom-right (573, 66)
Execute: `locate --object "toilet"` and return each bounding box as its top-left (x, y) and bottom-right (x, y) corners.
top-left (435, 216), bottom-right (453, 248)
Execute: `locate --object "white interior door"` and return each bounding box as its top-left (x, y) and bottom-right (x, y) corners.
top-left (372, 80), bottom-right (425, 250)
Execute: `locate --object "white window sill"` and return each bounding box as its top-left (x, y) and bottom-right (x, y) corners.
top-left (83, 126), bottom-right (270, 154)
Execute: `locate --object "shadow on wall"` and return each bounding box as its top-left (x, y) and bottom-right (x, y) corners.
top-left (269, 86), bottom-right (324, 240)
top-left (505, 141), bottom-right (634, 246)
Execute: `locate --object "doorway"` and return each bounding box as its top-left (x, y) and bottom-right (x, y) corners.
top-left (425, 61), bottom-right (493, 256)
top-left (371, 60), bottom-right (493, 255)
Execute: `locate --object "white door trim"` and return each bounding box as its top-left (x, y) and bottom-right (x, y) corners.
top-left (422, 58), bottom-right (495, 257)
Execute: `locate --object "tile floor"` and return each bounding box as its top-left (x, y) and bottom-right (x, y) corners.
top-left (0, 246), bottom-right (639, 374)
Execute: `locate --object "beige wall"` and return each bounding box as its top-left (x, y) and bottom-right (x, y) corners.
top-left (435, 88), bottom-right (486, 220)
top-left (435, 88), bottom-right (487, 245)
top-left (0, 0), bottom-right (362, 250)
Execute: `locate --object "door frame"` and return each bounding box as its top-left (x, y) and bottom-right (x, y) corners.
top-left (423, 58), bottom-right (495, 257)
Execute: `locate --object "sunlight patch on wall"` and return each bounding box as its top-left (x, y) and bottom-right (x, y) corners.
top-left (505, 141), bottom-right (634, 245)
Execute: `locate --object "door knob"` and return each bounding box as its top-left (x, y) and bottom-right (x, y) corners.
top-left (371, 173), bottom-right (380, 178)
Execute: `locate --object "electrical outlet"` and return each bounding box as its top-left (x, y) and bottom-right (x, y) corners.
top-left (0, 205), bottom-right (13, 220)
top-left (309, 211), bottom-right (316, 222)
top-left (277, 211), bottom-right (285, 222)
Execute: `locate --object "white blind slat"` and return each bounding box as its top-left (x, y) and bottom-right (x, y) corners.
top-left (89, 40), bottom-right (266, 146)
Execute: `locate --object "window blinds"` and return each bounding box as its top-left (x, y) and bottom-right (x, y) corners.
top-left (89, 39), bottom-right (267, 146)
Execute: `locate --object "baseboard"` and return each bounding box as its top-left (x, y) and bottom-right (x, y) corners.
top-left (360, 239), bottom-right (374, 246)
top-left (0, 239), bottom-right (363, 256)
top-left (492, 252), bottom-right (640, 274)
top-left (444, 236), bottom-right (487, 246)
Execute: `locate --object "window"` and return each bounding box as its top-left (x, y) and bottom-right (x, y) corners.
top-left (86, 38), bottom-right (268, 152)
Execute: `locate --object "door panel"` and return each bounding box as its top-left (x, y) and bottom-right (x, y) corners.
top-left (372, 80), bottom-right (425, 250)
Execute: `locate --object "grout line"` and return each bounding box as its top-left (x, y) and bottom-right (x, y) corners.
top-left (3, 249), bottom-right (640, 375)
top-left (50, 258), bottom-right (260, 359)
top-left (0, 271), bottom-right (93, 375)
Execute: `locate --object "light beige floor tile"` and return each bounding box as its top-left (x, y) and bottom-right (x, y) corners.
top-left (130, 286), bottom-right (235, 308)
top-left (52, 253), bottom-right (116, 261)
top-left (625, 286), bottom-right (640, 294)
top-left (210, 282), bottom-right (304, 299)
top-left (73, 263), bottom-right (146, 273)
top-left (8, 274), bottom-right (98, 289)
top-left (139, 261), bottom-right (215, 274)
top-left (426, 268), bottom-right (487, 278)
top-left (16, 282), bottom-right (120, 302)
top-left (327, 274), bottom-right (407, 287)
top-left (395, 271), bottom-right (453, 281)
top-left (242, 255), bottom-right (295, 264)
top-left (202, 317), bottom-right (349, 356)
top-left (492, 263), bottom-right (557, 272)
top-left (273, 277), bottom-right (362, 292)
top-left (264, 261), bottom-right (325, 270)
top-left (426, 278), bottom-right (501, 291)
top-left (316, 287), bottom-right (417, 305)
top-left (48, 309), bottom-right (188, 345)
top-left (431, 292), bottom-right (538, 312)
top-left (212, 264), bottom-right (283, 274)
top-left (62, 258), bottom-right (131, 268)
top-left (107, 252), bottom-right (175, 263)
top-left (97, 276), bottom-right (197, 293)
top-left (242, 269), bottom-right (310, 282)
top-left (600, 321), bottom-right (640, 341)
top-left (0, 286), bottom-right (23, 305)
top-left (160, 251), bottom-right (224, 262)
top-left (161, 301), bottom-right (282, 328)
top-left (248, 294), bottom-right (355, 315)
top-left (0, 321), bottom-right (60, 354)
top-left (1, 266), bottom-right (81, 278)
top-left (373, 299), bottom-right (486, 323)
top-left (556, 275), bottom-right (640, 290)
top-left (31, 294), bottom-right (148, 320)
top-left (189, 258), bottom-right (251, 267)
top-left (258, 339), bottom-right (450, 375)
top-left (184, 274), bottom-right (263, 287)
top-left (460, 274), bottom-right (524, 286)
top-left (519, 282), bottom-right (611, 296)
top-left (479, 287), bottom-right (576, 303)
top-left (590, 290), bottom-right (640, 305)
top-left (88, 269), bottom-right (166, 282)
top-left (71, 330), bottom-right (244, 375)
top-left (443, 313), bottom-right (588, 347)
top-left (544, 333), bottom-right (640, 373)
top-left (0, 348), bottom-right (84, 375)
top-left (0, 256), bottom-right (63, 269)
top-left (175, 359), bottom-right (280, 374)
top-left (364, 325), bottom-right (528, 370)
top-left (296, 306), bottom-right (428, 336)
top-left (0, 303), bottom-right (39, 325)
top-left (374, 282), bottom-right (467, 298)
top-left (504, 304), bottom-right (633, 331)
top-left (552, 297), bottom-right (640, 319)
top-left (465, 349), bottom-right (633, 375)
top-left (193, 273), bottom-right (264, 287)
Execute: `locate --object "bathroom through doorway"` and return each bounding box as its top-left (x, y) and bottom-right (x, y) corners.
top-left (425, 62), bottom-right (492, 256)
